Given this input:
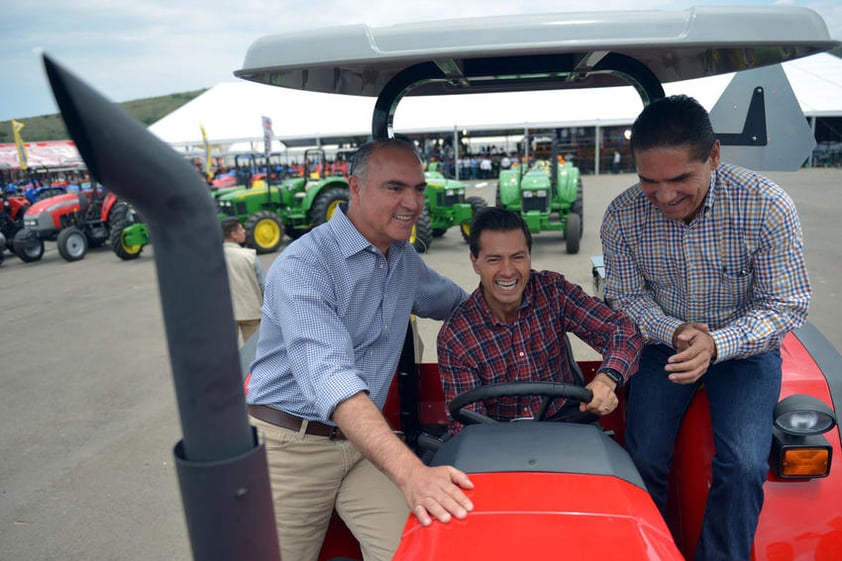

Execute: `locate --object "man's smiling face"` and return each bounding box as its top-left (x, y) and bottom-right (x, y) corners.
top-left (635, 140), bottom-right (720, 224)
top-left (471, 228), bottom-right (531, 322)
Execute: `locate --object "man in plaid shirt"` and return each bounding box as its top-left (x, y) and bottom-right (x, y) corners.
top-left (600, 95), bottom-right (812, 561)
top-left (437, 207), bottom-right (642, 435)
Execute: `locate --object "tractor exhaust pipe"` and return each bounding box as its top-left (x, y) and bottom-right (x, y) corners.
top-left (42, 54), bottom-right (279, 561)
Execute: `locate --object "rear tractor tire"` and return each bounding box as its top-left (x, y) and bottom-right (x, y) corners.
top-left (110, 202), bottom-right (144, 260)
top-left (565, 212), bottom-right (581, 255)
top-left (310, 187), bottom-right (349, 228)
top-left (245, 211), bottom-right (284, 254)
top-left (461, 196), bottom-right (489, 243)
top-left (411, 208), bottom-right (434, 254)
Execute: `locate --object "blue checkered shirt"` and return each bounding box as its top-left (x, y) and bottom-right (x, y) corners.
top-left (600, 163), bottom-right (811, 362)
top-left (247, 207), bottom-right (468, 423)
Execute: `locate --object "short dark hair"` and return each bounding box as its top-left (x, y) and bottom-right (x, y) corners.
top-left (349, 138), bottom-right (420, 183)
top-left (469, 207), bottom-right (532, 258)
top-left (630, 94), bottom-right (716, 163)
top-left (221, 217), bottom-right (241, 238)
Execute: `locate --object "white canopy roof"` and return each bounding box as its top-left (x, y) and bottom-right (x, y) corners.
top-left (149, 52), bottom-right (842, 149)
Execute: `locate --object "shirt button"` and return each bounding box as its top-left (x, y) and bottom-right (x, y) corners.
top-left (518, 351), bottom-right (525, 357)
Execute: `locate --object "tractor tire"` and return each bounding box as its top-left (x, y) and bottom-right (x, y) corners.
top-left (570, 178), bottom-right (584, 238)
top-left (245, 211), bottom-right (284, 254)
top-left (310, 187), bottom-right (349, 228)
top-left (13, 229), bottom-right (44, 262)
top-left (461, 196), bottom-right (489, 243)
top-left (411, 208), bottom-right (433, 254)
top-left (57, 226), bottom-right (89, 261)
top-left (110, 202), bottom-right (144, 260)
top-left (565, 212), bottom-right (581, 255)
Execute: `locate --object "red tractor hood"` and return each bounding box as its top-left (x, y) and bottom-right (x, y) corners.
top-left (25, 192), bottom-right (81, 216)
top-left (396, 471), bottom-right (682, 560)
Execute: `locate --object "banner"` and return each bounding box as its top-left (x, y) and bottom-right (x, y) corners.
top-left (12, 120), bottom-right (28, 171)
top-left (199, 123), bottom-right (212, 179)
top-left (261, 116), bottom-right (273, 158)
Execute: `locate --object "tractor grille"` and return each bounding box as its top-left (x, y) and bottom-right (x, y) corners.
top-left (522, 191), bottom-right (549, 213)
top-left (437, 190), bottom-right (465, 207)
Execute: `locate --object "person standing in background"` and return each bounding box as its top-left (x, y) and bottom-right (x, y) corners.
top-left (221, 217), bottom-right (264, 343)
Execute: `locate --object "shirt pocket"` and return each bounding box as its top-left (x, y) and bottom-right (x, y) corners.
top-left (717, 254), bottom-right (753, 304)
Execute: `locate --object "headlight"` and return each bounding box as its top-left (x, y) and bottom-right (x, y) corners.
top-left (522, 191), bottom-right (534, 198)
top-left (774, 395), bottom-right (836, 436)
top-left (445, 189), bottom-right (455, 196)
top-left (537, 190), bottom-right (547, 197)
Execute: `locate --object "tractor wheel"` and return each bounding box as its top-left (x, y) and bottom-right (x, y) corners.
top-left (13, 229), bottom-right (44, 262)
top-left (57, 226), bottom-right (89, 261)
top-left (245, 211), bottom-right (284, 254)
top-left (570, 178), bottom-right (584, 238)
top-left (411, 208), bottom-right (433, 254)
top-left (565, 212), bottom-right (581, 255)
top-left (310, 187), bottom-right (349, 227)
top-left (110, 202), bottom-right (144, 260)
top-left (461, 196), bottom-right (489, 243)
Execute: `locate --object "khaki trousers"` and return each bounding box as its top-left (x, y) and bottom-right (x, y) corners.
top-left (238, 319), bottom-right (261, 344)
top-left (250, 415), bottom-right (409, 561)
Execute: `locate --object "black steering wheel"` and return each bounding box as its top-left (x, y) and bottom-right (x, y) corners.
top-left (448, 381), bottom-right (594, 426)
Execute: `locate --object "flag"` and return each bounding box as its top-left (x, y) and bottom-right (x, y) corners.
top-left (200, 123), bottom-right (212, 179)
top-left (12, 120), bottom-right (28, 171)
top-left (262, 116), bottom-right (273, 158)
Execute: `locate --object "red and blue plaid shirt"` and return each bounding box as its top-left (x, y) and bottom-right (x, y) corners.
top-left (437, 270), bottom-right (642, 433)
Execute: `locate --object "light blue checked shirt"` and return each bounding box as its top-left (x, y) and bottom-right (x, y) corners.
top-left (601, 163), bottom-right (811, 363)
top-left (247, 206), bottom-right (468, 423)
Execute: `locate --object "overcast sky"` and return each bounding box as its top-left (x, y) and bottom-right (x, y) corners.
top-left (2, 0), bottom-right (840, 123)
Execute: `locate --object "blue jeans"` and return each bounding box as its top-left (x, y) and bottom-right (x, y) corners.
top-left (625, 344), bottom-right (781, 561)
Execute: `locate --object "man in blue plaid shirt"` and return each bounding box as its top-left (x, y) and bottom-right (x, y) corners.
top-left (601, 95), bottom-right (812, 561)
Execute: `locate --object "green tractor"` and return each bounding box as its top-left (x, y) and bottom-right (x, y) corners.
top-left (216, 148), bottom-right (350, 254)
top-left (419, 166), bottom-right (487, 252)
top-left (496, 133), bottom-right (583, 254)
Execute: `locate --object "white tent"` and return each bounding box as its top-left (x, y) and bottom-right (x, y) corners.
top-left (148, 52), bottom-right (842, 151)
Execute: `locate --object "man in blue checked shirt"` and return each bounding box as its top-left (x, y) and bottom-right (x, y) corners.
top-left (601, 95), bottom-right (812, 561)
top-left (246, 139), bottom-right (474, 561)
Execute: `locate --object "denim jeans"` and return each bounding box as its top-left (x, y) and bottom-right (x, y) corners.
top-left (625, 344), bottom-right (782, 561)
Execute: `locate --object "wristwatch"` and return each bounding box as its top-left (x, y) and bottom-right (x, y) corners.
top-left (597, 368), bottom-right (624, 389)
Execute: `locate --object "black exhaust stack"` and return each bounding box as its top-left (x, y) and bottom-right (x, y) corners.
top-left (43, 54), bottom-right (279, 561)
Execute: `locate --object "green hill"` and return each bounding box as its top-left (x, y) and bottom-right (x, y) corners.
top-left (0, 89), bottom-right (206, 144)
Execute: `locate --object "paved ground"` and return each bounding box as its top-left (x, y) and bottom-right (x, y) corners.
top-left (1, 167), bottom-right (840, 560)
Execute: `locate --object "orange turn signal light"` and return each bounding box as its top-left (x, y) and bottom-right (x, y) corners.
top-left (779, 447), bottom-right (831, 478)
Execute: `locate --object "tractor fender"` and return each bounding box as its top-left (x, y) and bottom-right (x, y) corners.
top-left (497, 168), bottom-right (521, 208)
top-left (300, 177), bottom-right (350, 210)
top-left (554, 162), bottom-right (580, 205)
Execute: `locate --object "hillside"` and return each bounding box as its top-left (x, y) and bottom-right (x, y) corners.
top-left (0, 89), bottom-right (206, 144)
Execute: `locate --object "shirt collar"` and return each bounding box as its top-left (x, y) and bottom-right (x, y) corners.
top-left (328, 204), bottom-right (408, 260)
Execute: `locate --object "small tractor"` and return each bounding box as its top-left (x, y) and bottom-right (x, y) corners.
top-left (12, 184), bottom-right (122, 262)
top-left (216, 147), bottom-right (349, 254)
top-left (420, 168), bottom-right (487, 250)
top-left (496, 133), bottom-right (583, 254)
top-left (0, 183), bottom-right (31, 263)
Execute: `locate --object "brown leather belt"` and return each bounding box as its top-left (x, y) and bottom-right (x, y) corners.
top-left (248, 404), bottom-right (345, 440)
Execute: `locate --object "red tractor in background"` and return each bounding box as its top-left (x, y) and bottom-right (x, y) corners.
top-left (0, 184), bottom-right (31, 265)
top-left (13, 184), bottom-right (122, 262)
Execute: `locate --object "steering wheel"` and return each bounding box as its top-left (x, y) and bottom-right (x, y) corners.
top-left (448, 381), bottom-right (594, 426)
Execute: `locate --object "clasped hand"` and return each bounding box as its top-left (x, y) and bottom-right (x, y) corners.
top-left (667, 322), bottom-right (717, 384)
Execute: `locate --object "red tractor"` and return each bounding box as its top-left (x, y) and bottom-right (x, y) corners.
top-left (0, 184), bottom-right (31, 265)
top-left (13, 185), bottom-right (121, 262)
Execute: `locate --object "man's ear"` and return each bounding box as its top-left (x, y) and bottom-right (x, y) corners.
top-left (470, 253), bottom-right (480, 275)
